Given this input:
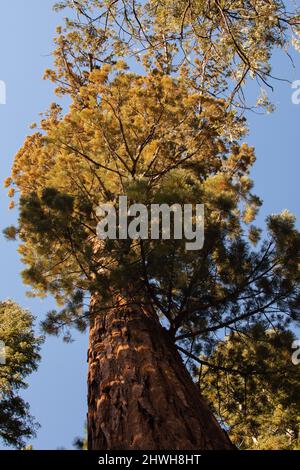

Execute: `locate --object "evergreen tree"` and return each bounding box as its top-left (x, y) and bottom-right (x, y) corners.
top-left (0, 301), bottom-right (42, 448)
top-left (200, 325), bottom-right (300, 450)
top-left (5, 1), bottom-right (300, 449)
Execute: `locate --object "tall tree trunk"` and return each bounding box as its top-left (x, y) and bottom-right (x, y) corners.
top-left (87, 299), bottom-right (235, 450)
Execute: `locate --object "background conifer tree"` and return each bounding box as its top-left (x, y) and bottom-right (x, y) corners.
top-left (0, 300), bottom-right (42, 448)
top-left (200, 325), bottom-right (300, 449)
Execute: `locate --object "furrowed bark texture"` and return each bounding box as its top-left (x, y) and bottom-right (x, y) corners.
top-left (87, 300), bottom-right (235, 450)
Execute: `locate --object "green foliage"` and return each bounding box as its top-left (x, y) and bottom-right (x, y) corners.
top-left (200, 325), bottom-right (300, 449)
top-left (0, 301), bottom-right (42, 448)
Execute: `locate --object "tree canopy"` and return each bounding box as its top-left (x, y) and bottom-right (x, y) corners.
top-left (5, 60), bottom-right (300, 349)
top-left (52, 0), bottom-right (300, 108)
top-left (0, 300), bottom-right (42, 448)
top-left (200, 325), bottom-right (300, 449)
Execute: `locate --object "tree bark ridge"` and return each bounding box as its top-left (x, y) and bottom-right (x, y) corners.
top-left (87, 301), bottom-right (235, 450)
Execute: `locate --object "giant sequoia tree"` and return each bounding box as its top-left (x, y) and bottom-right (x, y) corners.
top-left (5, 1), bottom-right (300, 449)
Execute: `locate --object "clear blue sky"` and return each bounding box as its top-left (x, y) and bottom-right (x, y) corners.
top-left (0, 0), bottom-right (299, 450)
top-left (0, 1), bottom-right (87, 450)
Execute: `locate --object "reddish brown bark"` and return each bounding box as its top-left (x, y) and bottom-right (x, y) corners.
top-left (87, 301), bottom-right (235, 450)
